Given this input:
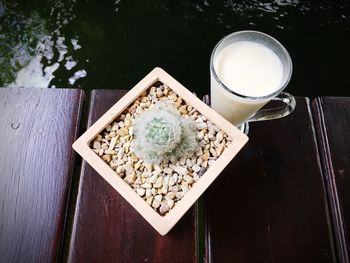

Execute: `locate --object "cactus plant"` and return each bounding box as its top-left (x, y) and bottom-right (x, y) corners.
top-left (133, 102), bottom-right (198, 164)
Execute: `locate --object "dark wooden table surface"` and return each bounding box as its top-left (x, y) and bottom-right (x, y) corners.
top-left (313, 97), bottom-right (350, 263)
top-left (0, 88), bottom-right (83, 262)
top-left (0, 88), bottom-right (349, 263)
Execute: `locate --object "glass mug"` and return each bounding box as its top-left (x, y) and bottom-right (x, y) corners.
top-left (210, 30), bottom-right (296, 133)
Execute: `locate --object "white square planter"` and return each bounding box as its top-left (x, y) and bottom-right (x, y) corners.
top-left (72, 67), bottom-right (248, 235)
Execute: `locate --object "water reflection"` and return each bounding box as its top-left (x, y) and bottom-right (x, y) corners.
top-left (0, 0), bottom-right (349, 96)
top-left (0, 0), bottom-right (85, 88)
top-left (0, 4), bottom-right (46, 87)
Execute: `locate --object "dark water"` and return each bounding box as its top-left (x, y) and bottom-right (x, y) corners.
top-left (1, 0), bottom-right (349, 97)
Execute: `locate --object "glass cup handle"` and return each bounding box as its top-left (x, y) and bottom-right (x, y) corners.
top-left (248, 92), bottom-right (296, 122)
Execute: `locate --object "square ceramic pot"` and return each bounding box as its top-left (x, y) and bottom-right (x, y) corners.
top-left (72, 67), bottom-right (248, 235)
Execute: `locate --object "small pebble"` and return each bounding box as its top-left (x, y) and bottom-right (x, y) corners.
top-left (186, 158), bottom-right (193, 168)
top-left (196, 148), bottom-right (203, 156)
top-left (123, 163), bottom-right (133, 175)
top-left (124, 172), bottom-right (136, 184)
top-left (110, 162), bottom-right (118, 170)
top-left (163, 167), bottom-right (173, 174)
top-left (179, 105), bottom-right (188, 114)
top-left (104, 149), bottom-right (116, 155)
top-left (141, 183), bottom-right (152, 189)
top-left (102, 155), bottom-right (111, 162)
top-left (216, 131), bottom-right (223, 142)
top-left (163, 175), bottom-right (170, 188)
top-left (154, 194), bottom-right (162, 203)
top-left (197, 131), bottom-right (204, 140)
top-left (184, 175), bottom-right (194, 184)
top-left (196, 122), bottom-right (207, 130)
top-left (145, 188), bottom-right (152, 197)
top-left (163, 86), bottom-right (169, 95)
top-left (208, 160), bottom-right (215, 166)
top-left (182, 184), bottom-right (190, 194)
top-left (124, 118), bottom-right (132, 127)
top-left (137, 188), bottom-right (145, 196)
top-left (152, 200), bottom-right (160, 209)
top-left (149, 174), bottom-right (158, 184)
top-left (168, 199), bottom-right (175, 209)
top-left (193, 174), bottom-right (200, 182)
top-left (117, 147), bottom-right (124, 159)
top-left (168, 176), bottom-right (176, 186)
top-left (192, 164), bottom-right (201, 173)
top-left (166, 192), bottom-right (175, 199)
top-left (116, 166), bottom-right (123, 174)
top-left (198, 167), bottom-right (207, 176)
top-left (111, 123), bottom-right (118, 131)
top-left (216, 143), bottom-right (225, 156)
top-left (93, 141), bottom-right (101, 150)
top-left (134, 176), bottom-right (142, 185)
top-left (101, 143), bottom-right (108, 150)
top-left (129, 104), bottom-right (137, 114)
top-left (169, 185), bottom-right (179, 192)
top-left (174, 166), bottom-right (188, 176)
top-left (159, 202), bottom-right (170, 214)
top-left (208, 130), bottom-right (215, 140)
top-left (179, 157), bottom-right (186, 166)
top-left (153, 176), bottom-right (163, 188)
top-left (202, 152), bottom-right (209, 161)
top-left (108, 137), bottom-right (117, 150)
top-left (142, 171), bottom-right (152, 178)
top-left (161, 185), bottom-right (168, 194)
top-left (118, 127), bottom-right (128, 137)
top-left (117, 159), bottom-right (125, 166)
top-left (153, 164), bottom-right (162, 175)
top-left (146, 196), bottom-right (153, 205)
top-left (172, 173), bottom-right (178, 183)
top-left (175, 192), bottom-right (184, 200)
top-left (156, 88), bottom-right (163, 97)
top-left (134, 161), bottom-right (141, 170)
top-left (145, 163), bottom-right (153, 172)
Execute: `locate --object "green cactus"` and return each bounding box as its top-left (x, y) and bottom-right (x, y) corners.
top-left (133, 102), bottom-right (198, 164)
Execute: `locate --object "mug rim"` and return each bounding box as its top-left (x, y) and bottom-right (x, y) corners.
top-left (210, 30), bottom-right (293, 101)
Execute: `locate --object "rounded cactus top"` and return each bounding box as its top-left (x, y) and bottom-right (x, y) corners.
top-left (133, 102), bottom-right (198, 164)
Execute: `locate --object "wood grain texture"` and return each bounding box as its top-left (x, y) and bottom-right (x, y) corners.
top-left (312, 97), bottom-right (350, 263)
top-left (0, 88), bottom-right (83, 262)
top-left (68, 90), bottom-right (197, 263)
top-left (205, 97), bottom-right (335, 263)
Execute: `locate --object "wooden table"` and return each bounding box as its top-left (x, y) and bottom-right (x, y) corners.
top-left (0, 88), bottom-right (349, 263)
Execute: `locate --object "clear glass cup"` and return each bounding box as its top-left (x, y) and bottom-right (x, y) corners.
top-left (210, 30), bottom-right (296, 133)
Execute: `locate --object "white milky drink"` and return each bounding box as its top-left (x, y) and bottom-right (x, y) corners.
top-left (211, 40), bottom-right (284, 126)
